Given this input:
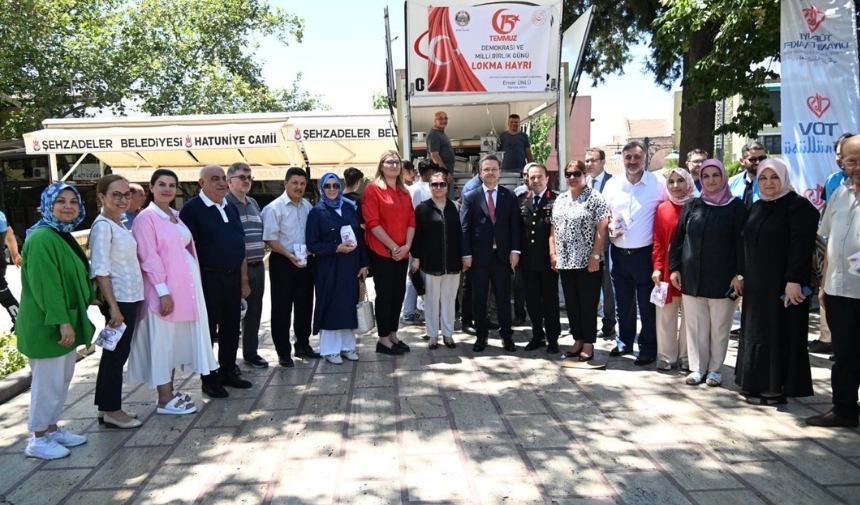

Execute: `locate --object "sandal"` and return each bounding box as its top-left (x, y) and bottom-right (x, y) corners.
top-left (745, 395), bottom-right (787, 406)
top-left (157, 395), bottom-right (198, 415)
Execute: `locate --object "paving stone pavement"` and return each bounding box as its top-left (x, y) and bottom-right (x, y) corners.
top-left (0, 276), bottom-right (858, 505)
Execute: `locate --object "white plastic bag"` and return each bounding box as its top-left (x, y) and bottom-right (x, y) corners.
top-left (94, 323), bottom-right (126, 351)
top-left (356, 279), bottom-right (375, 334)
top-left (650, 282), bottom-right (669, 307)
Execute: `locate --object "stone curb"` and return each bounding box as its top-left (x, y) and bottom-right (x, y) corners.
top-left (0, 346), bottom-right (95, 406)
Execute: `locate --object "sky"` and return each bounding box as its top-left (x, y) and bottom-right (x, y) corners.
top-left (258, 0), bottom-right (678, 146)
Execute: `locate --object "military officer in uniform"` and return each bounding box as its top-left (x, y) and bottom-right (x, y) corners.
top-left (518, 163), bottom-right (561, 353)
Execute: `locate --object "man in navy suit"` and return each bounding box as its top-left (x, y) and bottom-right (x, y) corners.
top-left (461, 154), bottom-right (522, 352)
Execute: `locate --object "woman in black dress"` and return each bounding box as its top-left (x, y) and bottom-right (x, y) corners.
top-left (735, 158), bottom-right (819, 405)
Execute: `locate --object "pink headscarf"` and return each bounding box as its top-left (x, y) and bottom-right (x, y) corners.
top-left (757, 158), bottom-right (793, 201)
top-left (666, 167), bottom-right (695, 206)
top-left (699, 159), bottom-right (734, 206)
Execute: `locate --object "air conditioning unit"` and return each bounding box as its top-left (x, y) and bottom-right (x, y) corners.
top-left (32, 167), bottom-right (47, 179)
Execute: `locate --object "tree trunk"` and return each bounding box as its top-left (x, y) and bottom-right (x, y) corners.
top-left (678, 27), bottom-right (717, 162)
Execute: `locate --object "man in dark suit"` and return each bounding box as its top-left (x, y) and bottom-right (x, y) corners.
top-left (461, 154), bottom-right (522, 352)
top-left (584, 148), bottom-right (616, 340)
top-left (518, 163), bottom-right (561, 353)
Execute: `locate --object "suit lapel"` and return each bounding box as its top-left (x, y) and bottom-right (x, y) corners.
top-left (479, 187), bottom-right (491, 220)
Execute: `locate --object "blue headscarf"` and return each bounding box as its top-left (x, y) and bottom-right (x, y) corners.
top-left (26, 182), bottom-right (85, 238)
top-left (320, 172), bottom-right (356, 210)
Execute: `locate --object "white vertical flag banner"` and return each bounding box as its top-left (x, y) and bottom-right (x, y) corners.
top-left (781, 0), bottom-right (860, 211)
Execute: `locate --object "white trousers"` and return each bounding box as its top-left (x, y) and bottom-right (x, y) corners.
top-left (819, 304), bottom-right (832, 343)
top-left (656, 296), bottom-right (687, 364)
top-left (319, 329), bottom-right (356, 357)
top-left (28, 352), bottom-right (77, 432)
top-left (424, 272), bottom-right (460, 338)
top-left (682, 295), bottom-right (738, 374)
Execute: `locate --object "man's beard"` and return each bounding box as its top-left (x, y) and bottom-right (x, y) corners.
top-left (625, 165), bottom-right (644, 176)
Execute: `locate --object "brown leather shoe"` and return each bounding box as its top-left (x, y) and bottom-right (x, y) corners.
top-left (805, 410), bottom-right (859, 427)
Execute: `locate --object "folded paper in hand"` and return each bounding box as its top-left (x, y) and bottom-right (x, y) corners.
top-left (95, 323), bottom-right (126, 351)
top-left (293, 243), bottom-right (308, 266)
top-left (650, 282), bottom-right (668, 307)
top-left (340, 225), bottom-right (357, 246)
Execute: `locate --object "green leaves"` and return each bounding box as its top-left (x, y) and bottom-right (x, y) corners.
top-left (528, 114), bottom-right (557, 165)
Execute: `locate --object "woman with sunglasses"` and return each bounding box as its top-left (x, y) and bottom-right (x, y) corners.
top-left (306, 173), bottom-right (368, 363)
top-left (412, 171), bottom-right (461, 349)
top-left (549, 160), bottom-right (610, 361)
top-left (362, 150), bottom-right (416, 355)
top-left (89, 175), bottom-right (144, 429)
top-left (17, 183), bottom-right (94, 459)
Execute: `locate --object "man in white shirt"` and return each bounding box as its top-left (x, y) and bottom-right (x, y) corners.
top-left (585, 148), bottom-right (615, 339)
top-left (602, 141), bottom-right (668, 366)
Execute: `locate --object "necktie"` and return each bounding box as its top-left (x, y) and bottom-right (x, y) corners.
top-left (589, 178), bottom-right (596, 189)
top-left (487, 189), bottom-right (496, 222)
top-left (534, 195), bottom-right (540, 208)
top-left (743, 179), bottom-right (753, 208)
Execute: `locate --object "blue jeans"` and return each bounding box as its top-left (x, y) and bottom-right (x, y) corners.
top-left (609, 244), bottom-right (657, 357)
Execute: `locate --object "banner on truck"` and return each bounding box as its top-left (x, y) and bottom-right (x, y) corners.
top-left (781, 0), bottom-right (860, 211)
top-left (409, 3), bottom-right (556, 95)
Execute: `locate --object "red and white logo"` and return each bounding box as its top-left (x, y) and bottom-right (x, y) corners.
top-left (806, 93), bottom-right (831, 118)
top-left (185, 136), bottom-right (193, 148)
top-left (32, 140), bottom-right (41, 151)
top-left (294, 128), bottom-right (302, 140)
top-left (492, 9), bottom-right (520, 34)
top-left (803, 5), bottom-right (826, 33)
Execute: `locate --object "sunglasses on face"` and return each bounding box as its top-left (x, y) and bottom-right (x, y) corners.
top-left (564, 171), bottom-right (584, 178)
top-left (747, 155), bottom-right (767, 163)
top-left (323, 183), bottom-right (341, 190)
top-left (430, 182), bottom-right (448, 188)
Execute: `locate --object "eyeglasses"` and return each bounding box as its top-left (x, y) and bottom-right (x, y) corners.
top-left (747, 155), bottom-right (767, 163)
top-left (842, 160), bottom-right (858, 169)
top-left (430, 182), bottom-right (448, 188)
top-left (383, 159), bottom-right (401, 166)
top-left (436, 117), bottom-right (449, 121)
top-left (230, 174), bottom-right (253, 182)
top-left (564, 171), bottom-right (583, 178)
top-left (109, 191), bottom-right (134, 201)
top-left (323, 183), bottom-right (341, 190)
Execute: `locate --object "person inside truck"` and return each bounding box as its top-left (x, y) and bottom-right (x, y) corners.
top-left (427, 111), bottom-right (455, 174)
top-left (499, 114), bottom-right (533, 172)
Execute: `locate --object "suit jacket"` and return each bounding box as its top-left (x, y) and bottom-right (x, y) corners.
top-left (590, 172), bottom-right (612, 193)
top-left (518, 189), bottom-right (558, 271)
top-left (460, 185), bottom-right (521, 268)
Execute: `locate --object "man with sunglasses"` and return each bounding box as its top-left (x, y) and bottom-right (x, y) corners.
top-left (225, 163), bottom-right (268, 370)
top-left (728, 141), bottom-right (766, 209)
top-left (601, 141), bottom-right (668, 365)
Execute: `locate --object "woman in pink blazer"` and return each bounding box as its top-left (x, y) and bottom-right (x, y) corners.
top-left (128, 169), bottom-right (217, 416)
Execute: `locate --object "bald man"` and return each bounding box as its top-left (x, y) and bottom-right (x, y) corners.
top-left (180, 165), bottom-right (252, 398)
top-left (427, 111), bottom-right (455, 173)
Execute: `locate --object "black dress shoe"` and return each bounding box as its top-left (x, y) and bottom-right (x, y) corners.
top-left (473, 337), bottom-right (488, 352)
top-left (278, 356), bottom-right (294, 368)
top-left (444, 337), bottom-right (457, 349)
top-left (232, 363), bottom-right (242, 375)
top-left (201, 379), bottom-right (229, 398)
top-left (376, 342), bottom-right (404, 355)
top-left (429, 342), bottom-right (439, 350)
top-left (502, 339), bottom-right (516, 352)
top-left (609, 346), bottom-right (631, 357)
top-left (596, 328), bottom-right (616, 339)
top-left (243, 355), bottom-right (269, 368)
top-left (524, 339), bottom-right (546, 351)
top-left (394, 341), bottom-right (411, 352)
top-left (805, 410), bottom-right (859, 427)
top-left (807, 339), bottom-right (833, 353)
top-left (547, 343), bottom-right (560, 354)
top-left (294, 347), bottom-right (321, 359)
top-left (219, 372), bottom-right (253, 389)
top-left (634, 356), bottom-right (655, 366)
top-left (486, 322), bottom-right (500, 330)
top-left (512, 316), bottom-right (527, 326)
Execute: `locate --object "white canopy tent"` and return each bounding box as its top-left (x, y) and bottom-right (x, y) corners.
top-left (23, 111), bottom-right (398, 182)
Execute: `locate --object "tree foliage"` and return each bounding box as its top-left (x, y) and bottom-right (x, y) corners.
top-left (372, 91), bottom-right (387, 110)
top-left (528, 114), bottom-right (557, 164)
top-left (0, 0), bottom-right (326, 139)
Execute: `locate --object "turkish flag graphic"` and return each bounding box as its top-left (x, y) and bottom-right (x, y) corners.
top-left (427, 8), bottom-right (486, 92)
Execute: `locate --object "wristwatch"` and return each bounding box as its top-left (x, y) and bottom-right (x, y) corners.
top-left (736, 275), bottom-right (744, 281)
top-left (591, 254), bottom-right (600, 261)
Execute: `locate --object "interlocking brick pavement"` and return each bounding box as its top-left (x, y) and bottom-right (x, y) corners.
top-left (0, 276), bottom-right (858, 505)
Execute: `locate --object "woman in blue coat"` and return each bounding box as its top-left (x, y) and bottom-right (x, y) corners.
top-left (307, 172), bottom-right (369, 364)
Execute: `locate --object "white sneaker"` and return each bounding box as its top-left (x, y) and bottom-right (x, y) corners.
top-left (24, 436), bottom-right (70, 460)
top-left (685, 371), bottom-right (704, 385)
top-left (48, 428), bottom-right (87, 447)
top-left (341, 350), bottom-right (359, 361)
top-left (325, 354), bottom-right (344, 365)
top-left (656, 359), bottom-right (672, 371)
top-left (706, 371), bottom-right (723, 387)
top-left (679, 359), bottom-right (690, 371)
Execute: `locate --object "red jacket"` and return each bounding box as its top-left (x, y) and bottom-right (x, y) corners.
top-left (362, 182), bottom-right (416, 258)
top-left (652, 200), bottom-right (684, 303)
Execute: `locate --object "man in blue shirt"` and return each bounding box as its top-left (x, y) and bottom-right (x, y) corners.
top-left (498, 114), bottom-right (533, 171)
top-left (728, 141), bottom-right (766, 209)
top-left (0, 210), bottom-right (21, 330)
top-left (119, 184), bottom-right (145, 230)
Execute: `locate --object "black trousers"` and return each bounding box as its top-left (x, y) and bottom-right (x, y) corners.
top-left (824, 294), bottom-right (860, 419)
top-left (560, 266), bottom-right (604, 344)
top-left (241, 262), bottom-right (266, 359)
top-left (269, 254), bottom-right (314, 358)
top-left (513, 266), bottom-right (527, 319)
top-left (95, 301), bottom-right (139, 411)
top-left (200, 267), bottom-right (241, 377)
top-left (523, 268), bottom-right (561, 342)
top-left (471, 251), bottom-right (513, 340)
top-left (369, 251), bottom-right (408, 336)
top-left (0, 260), bottom-right (19, 323)
top-left (460, 270), bottom-right (473, 325)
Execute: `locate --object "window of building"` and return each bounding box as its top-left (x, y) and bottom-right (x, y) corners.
top-left (758, 135), bottom-right (782, 155)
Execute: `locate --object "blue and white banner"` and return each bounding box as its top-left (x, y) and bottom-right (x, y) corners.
top-left (781, 0), bottom-right (860, 211)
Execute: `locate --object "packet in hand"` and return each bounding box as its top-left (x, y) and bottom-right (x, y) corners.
top-left (94, 323), bottom-right (126, 351)
top-left (848, 251), bottom-right (860, 277)
top-left (608, 216), bottom-right (627, 238)
top-left (293, 243), bottom-right (308, 266)
top-left (650, 282), bottom-right (668, 307)
top-left (340, 225), bottom-right (357, 246)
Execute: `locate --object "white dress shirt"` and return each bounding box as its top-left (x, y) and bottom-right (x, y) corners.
top-left (601, 170), bottom-right (668, 249)
top-left (262, 192), bottom-right (312, 254)
top-left (820, 183), bottom-right (860, 299)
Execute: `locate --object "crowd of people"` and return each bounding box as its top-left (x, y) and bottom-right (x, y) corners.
top-left (11, 128), bottom-right (860, 460)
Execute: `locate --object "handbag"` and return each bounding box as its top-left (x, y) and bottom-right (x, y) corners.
top-left (356, 279), bottom-right (376, 334)
top-left (410, 268), bottom-right (425, 296)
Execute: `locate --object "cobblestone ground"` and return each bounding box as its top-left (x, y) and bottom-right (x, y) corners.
top-left (0, 275), bottom-right (858, 505)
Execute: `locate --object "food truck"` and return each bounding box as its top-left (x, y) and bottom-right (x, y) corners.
top-left (383, 0), bottom-right (592, 190)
